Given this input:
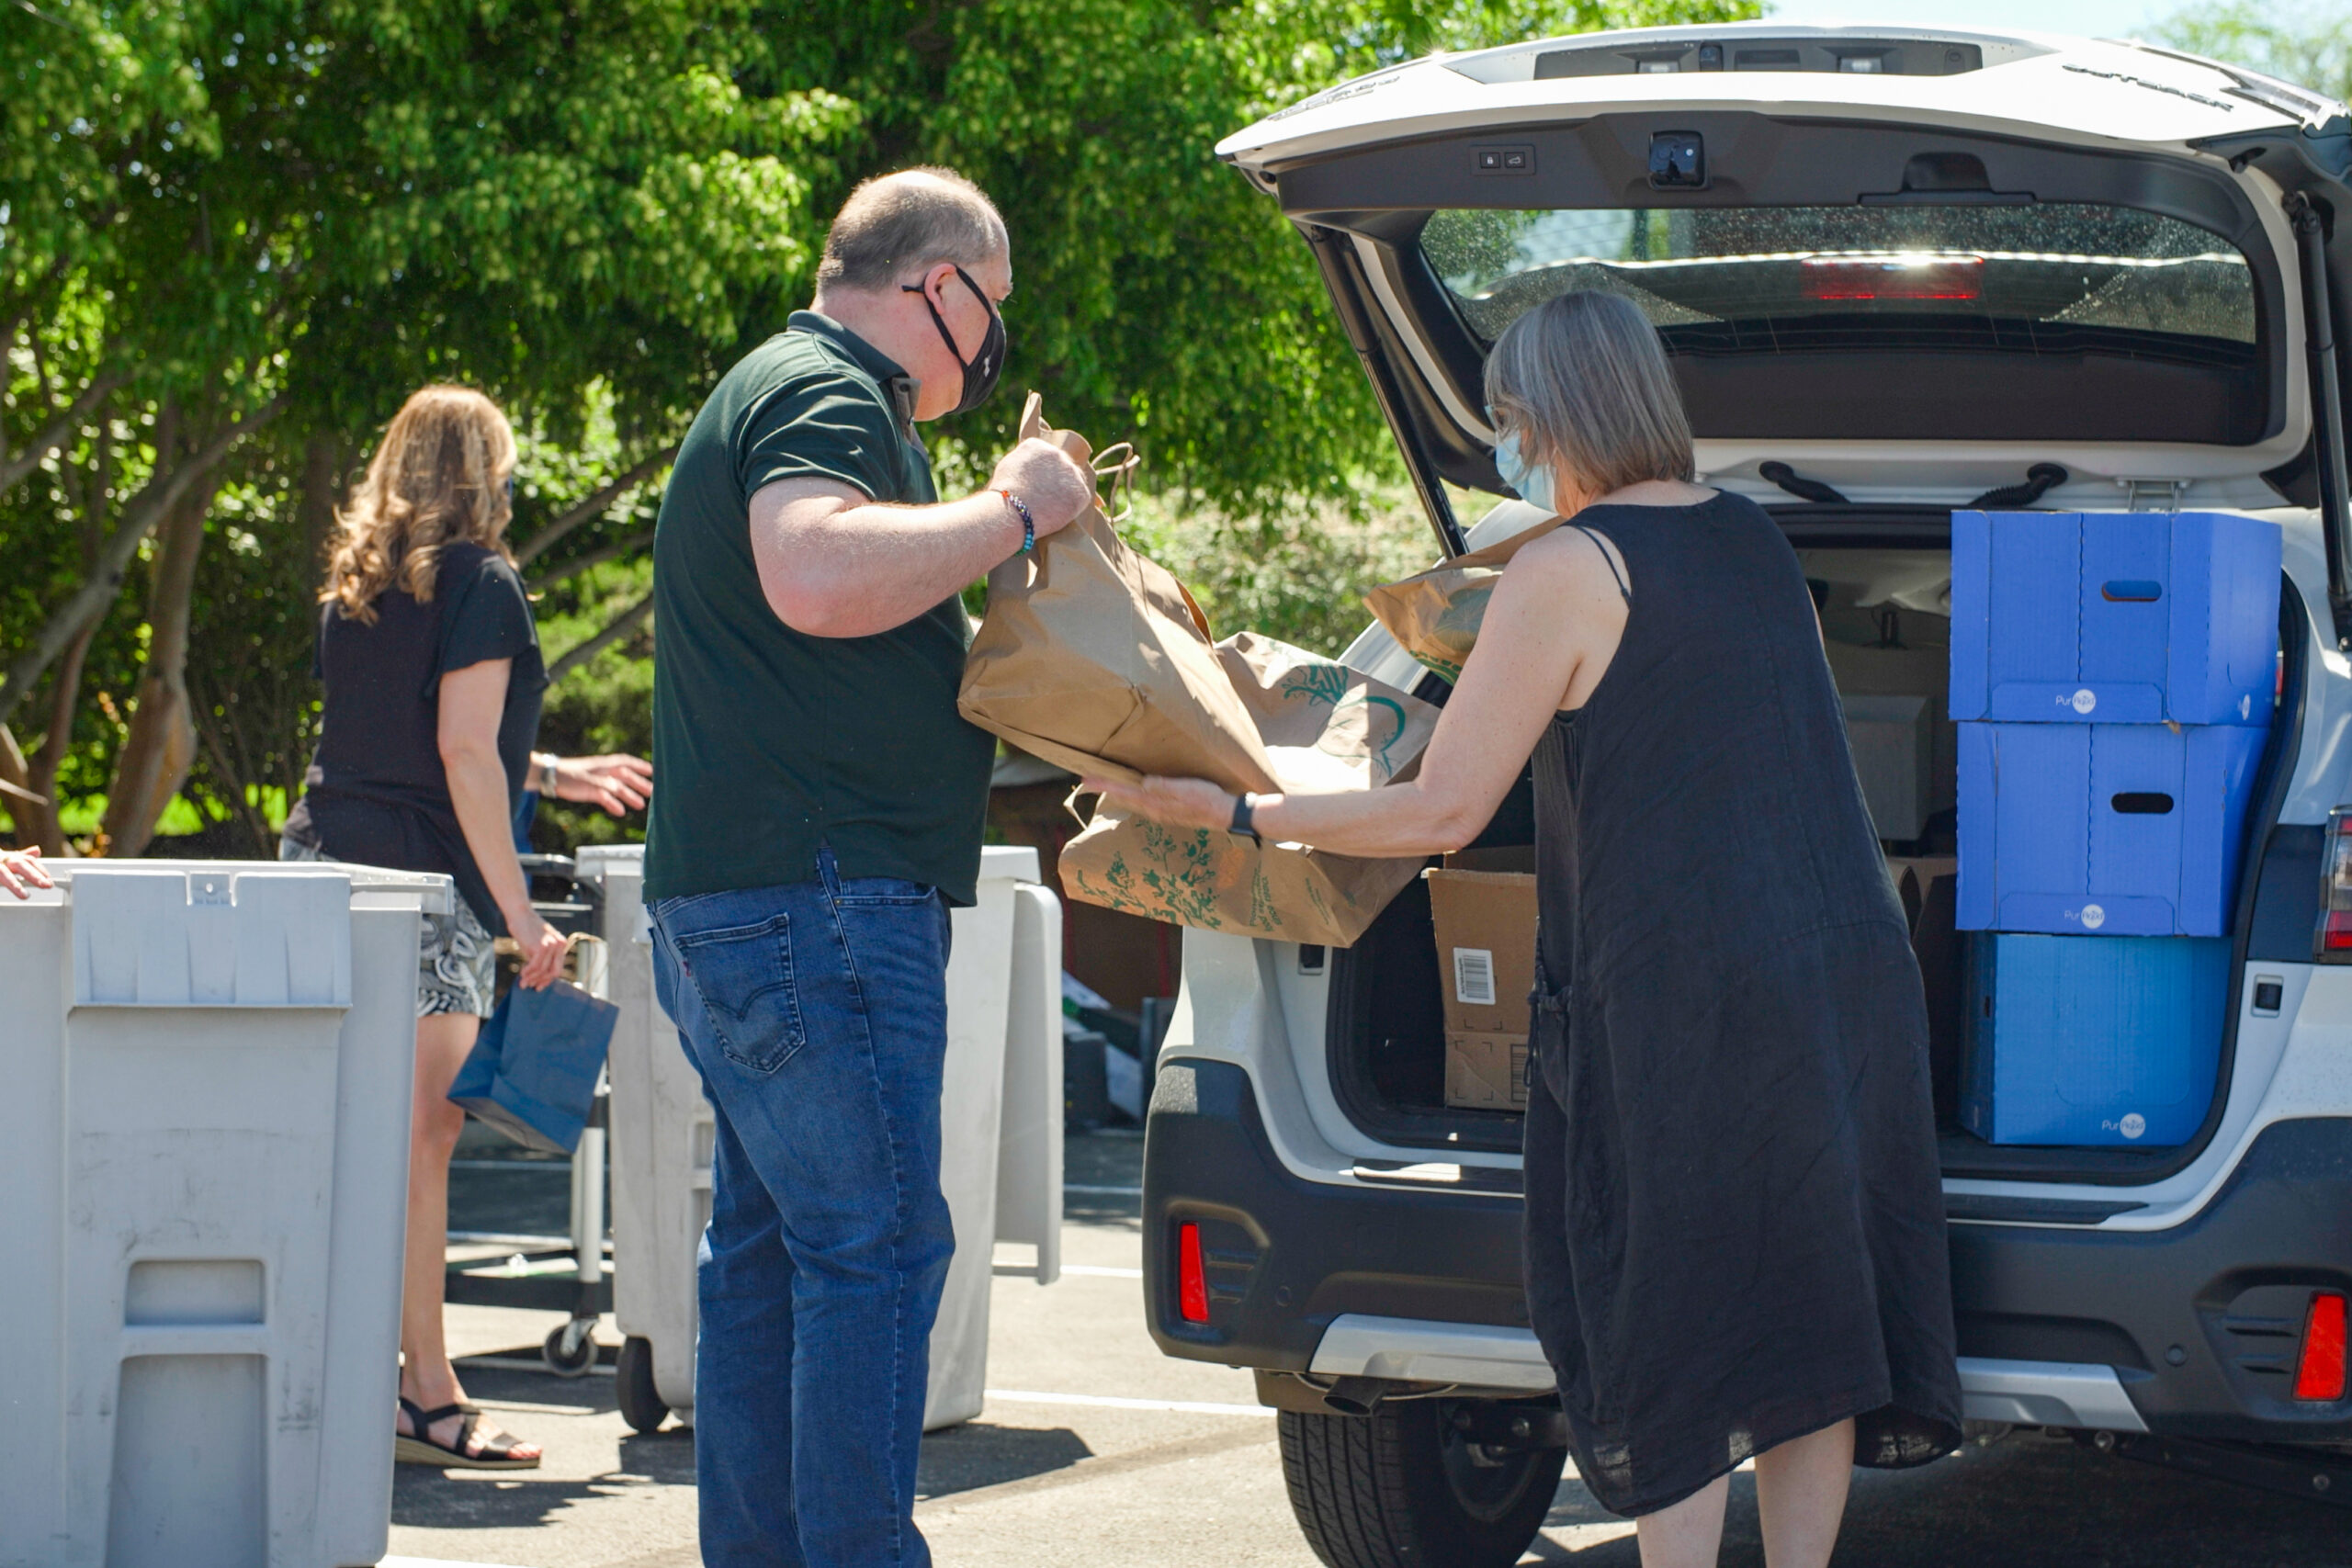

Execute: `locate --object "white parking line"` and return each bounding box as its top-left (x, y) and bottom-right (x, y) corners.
top-left (1065, 1183), bottom-right (1143, 1196)
top-left (986, 1389), bottom-right (1273, 1417)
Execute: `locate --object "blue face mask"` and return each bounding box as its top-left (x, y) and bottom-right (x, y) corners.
top-left (1492, 427), bottom-right (1557, 516)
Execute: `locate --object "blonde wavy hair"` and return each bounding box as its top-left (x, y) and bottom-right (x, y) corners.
top-left (322, 386), bottom-right (518, 623)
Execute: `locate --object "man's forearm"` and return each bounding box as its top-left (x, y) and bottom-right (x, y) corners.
top-left (765, 490), bottom-right (1024, 637)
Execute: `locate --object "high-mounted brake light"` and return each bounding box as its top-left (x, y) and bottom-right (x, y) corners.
top-left (2294, 1292), bottom-right (2347, 1401)
top-left (1177, 1222), bottom-right (1210, 1324)
top-left (2316, 810), bottom-right (2352, 959)
top-left (1802, 254), bottom-right (1984, 302)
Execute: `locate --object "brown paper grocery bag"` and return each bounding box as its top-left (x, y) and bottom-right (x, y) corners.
top-left (958, 393), bottom-right (1281, 793)
top-left (1058, 641), bottom-right (1440, 947)
top-left (1216, 631), bottom-right (1440, 792)
top-left (1058, 806), bottom-right (1430, 949)
top-left (1362, 517), bottom-right (1561, 683)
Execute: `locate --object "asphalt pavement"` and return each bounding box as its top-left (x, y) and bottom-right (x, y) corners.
top-left (387, 1131), bottom-right (2352, 1568)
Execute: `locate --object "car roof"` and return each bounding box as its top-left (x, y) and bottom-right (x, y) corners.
top-left (1216, 24), bottom-right (2345, 178)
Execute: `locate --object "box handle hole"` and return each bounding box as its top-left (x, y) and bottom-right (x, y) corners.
top-left (2111, 792), bottom-right (2176, 815)
top-left (2101, 580), bottom-right (2164, 603)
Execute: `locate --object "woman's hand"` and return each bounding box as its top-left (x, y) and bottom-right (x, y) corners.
top-left (511, 905), bottom-right (571, 991)
top-left (1, 845), bottom-right (53, 899)
top-left (540, 753), bottom-right (652, 817)
top-left (1081, 774), bottom-right (1239, 832)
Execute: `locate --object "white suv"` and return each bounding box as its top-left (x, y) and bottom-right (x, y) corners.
top-left (1138, 25), bottom-right (2352, 1565)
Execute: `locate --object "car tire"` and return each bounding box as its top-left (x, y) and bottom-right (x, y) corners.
top-left (1278, 1400), bottom-right (1566, 1568)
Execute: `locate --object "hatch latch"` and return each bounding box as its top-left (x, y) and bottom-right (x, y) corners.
top-left (2116, 478), bottom-right (2188, 513)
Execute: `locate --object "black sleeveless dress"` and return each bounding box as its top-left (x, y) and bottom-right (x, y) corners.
top-left (1520, 491), bottom-right (1961, 1517)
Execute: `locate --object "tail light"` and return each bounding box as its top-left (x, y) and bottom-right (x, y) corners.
top-left (1177, 1222), bottom-right (1210, 1324)
top-left (1802, 254), bottom-right (1983, 301)
top-left (2316, 809), bottom-right (2352, 960)
top-left (2295, 1292), bottom-right (2347, 1401)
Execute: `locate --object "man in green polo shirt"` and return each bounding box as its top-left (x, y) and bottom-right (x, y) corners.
top-left (644, 167), bottom-right (1092, 1567)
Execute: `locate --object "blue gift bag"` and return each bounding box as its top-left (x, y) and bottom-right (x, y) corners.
top-left (447, 977), bottom-right (618, 1155)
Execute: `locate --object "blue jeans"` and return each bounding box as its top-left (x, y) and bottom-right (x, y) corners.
top-left (650, 851), bottom-right (956, 1568)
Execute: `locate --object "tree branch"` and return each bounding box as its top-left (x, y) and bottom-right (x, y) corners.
top-left (526, 525), bottom-right (652, 593)
top-left (511, 446), bottom-right (677, 568)
top-left (0, 369), bottom-right (128, 496)
top-left (0, 397), bottom-right (283, 729)
top-left (547, 592), bottom-right (654, 684)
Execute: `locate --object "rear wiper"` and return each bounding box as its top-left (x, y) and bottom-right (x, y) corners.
top-left (1964, 464), bottom-right (2070, 510)
top-left (1759, 461), bottom-right (1849, 505)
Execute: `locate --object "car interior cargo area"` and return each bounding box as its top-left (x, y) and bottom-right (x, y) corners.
top-left (1327, 509), bottom-right (2295, 1181)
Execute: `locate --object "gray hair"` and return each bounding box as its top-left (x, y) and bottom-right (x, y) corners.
top-left (1483, 290), bottom-right (1694, 494)
top-left (816, 167), bottom-right (1008, 291)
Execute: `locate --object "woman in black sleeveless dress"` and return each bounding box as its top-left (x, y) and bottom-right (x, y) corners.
top-left (1091, 290), bottom-right (1959, 1565)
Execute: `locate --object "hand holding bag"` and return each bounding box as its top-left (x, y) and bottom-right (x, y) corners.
top-left (958, 393), bottom-right (1282, 793)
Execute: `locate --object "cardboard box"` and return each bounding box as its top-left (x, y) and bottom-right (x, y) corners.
top-left (1425, 869), bottom-right (1538, 1034)
top-left (1446, 1031), bottom-right (1529, 1110)
top-left (1426, 868), bottom-right (1538, 1109)
top-left (1950, 510), bottom-right (2279, 728)
top-left (1961, 931), bottom-right (2229, 1145)
top-left (1956, 720), bottom-right (2265, 937)
top-left (1845, 694), bottom-right (1934, 840)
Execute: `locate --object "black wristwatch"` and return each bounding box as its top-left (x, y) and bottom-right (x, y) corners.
top-left (1229, 791), bottom-right (1260, 842)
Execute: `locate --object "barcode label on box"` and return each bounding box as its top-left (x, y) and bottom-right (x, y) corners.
top-left (1453, 947), bottom-right (1496, 1008)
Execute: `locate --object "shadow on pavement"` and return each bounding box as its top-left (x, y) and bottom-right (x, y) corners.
top-left (917, 1421), bottom-right (1096, 1499)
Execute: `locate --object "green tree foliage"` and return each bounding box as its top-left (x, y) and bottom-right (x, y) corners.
top-left (2154, 2), bottom-right (2352, 103)
top-left (3, 0), bottom-right (1755, 855)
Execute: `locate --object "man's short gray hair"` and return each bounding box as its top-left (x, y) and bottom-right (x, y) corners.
top-left (1483, 290), bottom-right (1694, 495)
top-left (816, 167), bottom-right (1008, 292)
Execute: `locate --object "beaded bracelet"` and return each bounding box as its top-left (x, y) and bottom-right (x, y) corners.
top-left (998, 489), bottom-right (1035, 555)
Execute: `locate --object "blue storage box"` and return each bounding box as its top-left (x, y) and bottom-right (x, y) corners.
top-left (1961, 931), bottom-right (2230, 1145)
top-left (1956, 720), bottom-right (2265, 936)
top-left (1950, 510), bottom-right (2278, 726)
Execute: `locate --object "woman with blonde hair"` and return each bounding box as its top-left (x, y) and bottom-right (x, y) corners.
top-left (1090, 291), bottom-right (1959, 1566)
top-left (284, 385), bottom-right (652, 1470)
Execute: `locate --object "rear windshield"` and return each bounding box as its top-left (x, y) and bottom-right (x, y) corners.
top-left (1423, 204), bottom-right (2256, 361)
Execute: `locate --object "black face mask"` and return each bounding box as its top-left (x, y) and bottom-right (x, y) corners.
top-left (901, 265), bottom-right (1005, 416)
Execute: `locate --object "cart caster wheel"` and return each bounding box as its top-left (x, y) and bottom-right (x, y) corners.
top-left (617, 1336), bottom-right (670, 1433)
top-left (544, 1320), bottom-right (598, 1379)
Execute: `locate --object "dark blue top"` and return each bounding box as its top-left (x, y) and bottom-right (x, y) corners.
top-left (286, 542), bottom-right (545, 934)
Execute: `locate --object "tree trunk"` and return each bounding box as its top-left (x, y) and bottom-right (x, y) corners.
top-left (299, 431), bottom-right (344, 581)
top-left (0, 723), bottom-right (36, 846)
top-left (98, 479), bottom-right (215, 856)
top-left (0, 396), bottom-right (278, 731)
top-left (17, 617), bottom-right (100, 857)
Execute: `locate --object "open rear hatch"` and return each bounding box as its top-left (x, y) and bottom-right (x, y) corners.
top-left (1221, 27), bottom-right (2352, 1179)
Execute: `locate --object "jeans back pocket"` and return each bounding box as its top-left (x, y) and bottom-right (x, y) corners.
top-left (673, 913), bottom-right (808, 1075)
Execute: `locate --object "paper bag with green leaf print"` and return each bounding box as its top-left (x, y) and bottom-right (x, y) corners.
top-left (1057, 635), bottom-right (1440, 948)
top-left (1361, 516), bottom-right (1563, 683)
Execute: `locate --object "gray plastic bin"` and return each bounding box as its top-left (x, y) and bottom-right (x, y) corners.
top-left (581, 845), bottom-right (1063, 1434)
top-left (0, 860), bottom-right (446, 1568)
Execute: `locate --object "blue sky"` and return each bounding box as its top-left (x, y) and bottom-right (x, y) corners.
top-left (1762, 0), bottom-right (2173, 40)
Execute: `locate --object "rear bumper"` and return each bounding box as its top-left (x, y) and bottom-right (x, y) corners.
top-left (1951, 1115), bottom-right (2352, 1444)
top-left (1141, 1058), bottom-right (1528, 1371)
top-left (1147, 1059), bottom-right (2352, 1441)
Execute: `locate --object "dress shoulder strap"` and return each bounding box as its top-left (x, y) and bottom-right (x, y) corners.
top-left (1570, 524), bottom-right (1633, 604)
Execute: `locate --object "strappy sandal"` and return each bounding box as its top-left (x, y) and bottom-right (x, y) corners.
top-left (394, 1396), bottom-right (541, 1470)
